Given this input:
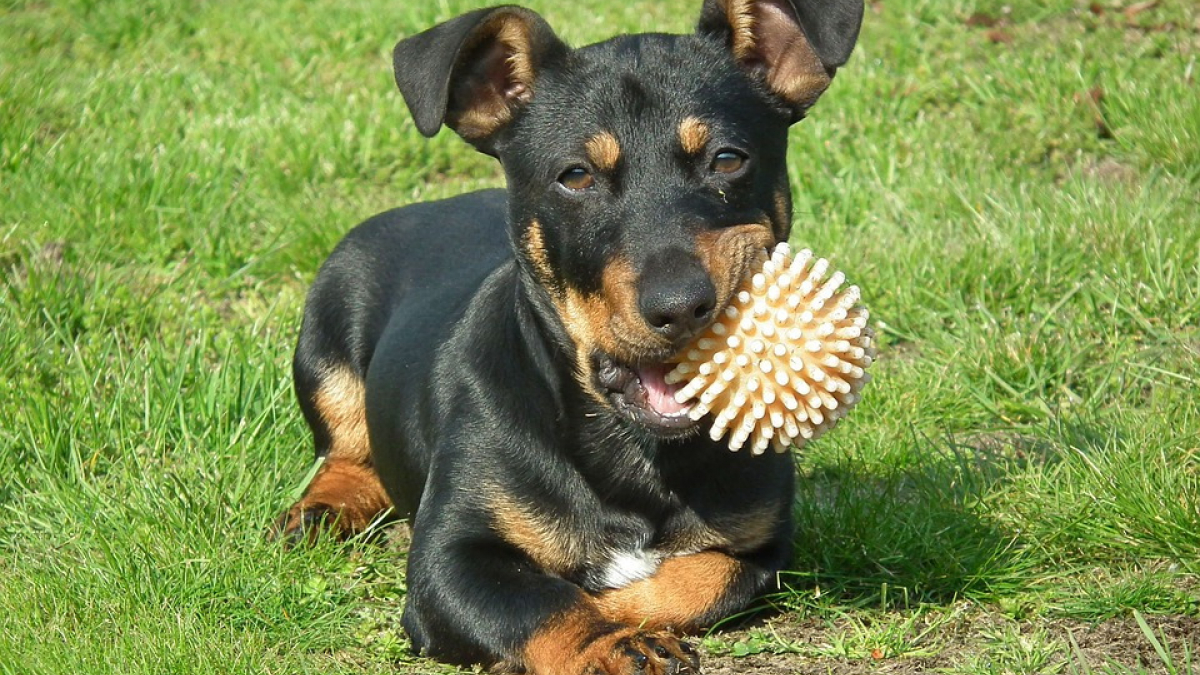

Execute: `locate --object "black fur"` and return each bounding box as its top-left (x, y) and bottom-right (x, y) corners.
top-left (285, 1), bottom-right (862, 672)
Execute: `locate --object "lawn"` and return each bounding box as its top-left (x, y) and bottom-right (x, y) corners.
top-left (1, 0), bottom-right (1197, 673)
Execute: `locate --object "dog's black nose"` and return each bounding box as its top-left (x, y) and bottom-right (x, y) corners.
top-left (637, 257), bottom-right (717, 342)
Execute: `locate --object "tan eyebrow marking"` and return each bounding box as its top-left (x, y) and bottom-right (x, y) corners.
top-left (678, 116), bottom-right (712, 155)
top-left (585, 131), bottom-right (621, 171)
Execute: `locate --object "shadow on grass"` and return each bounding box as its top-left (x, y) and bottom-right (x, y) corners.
top-left (780, 432), bottom-right (1048, 608)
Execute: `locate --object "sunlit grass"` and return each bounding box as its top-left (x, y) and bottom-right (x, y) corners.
top-left (2, 0), bottom-right (1197, 671)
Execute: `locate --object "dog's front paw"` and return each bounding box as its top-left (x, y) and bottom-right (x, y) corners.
top-left (584, 631), bottom-right (700, 675)
top-left (270, 502), bottom-right (341, 544)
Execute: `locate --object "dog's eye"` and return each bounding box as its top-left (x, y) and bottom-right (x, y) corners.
top-left (710, 150), bottom-right (746, 175)
top-left (558, 167), bottom-right (595, 191)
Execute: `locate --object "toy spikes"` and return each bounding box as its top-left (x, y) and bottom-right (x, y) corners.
top-left (666, 243), bottom-right (876, 454)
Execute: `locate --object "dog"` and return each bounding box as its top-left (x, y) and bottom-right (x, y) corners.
top-left (274, 1), bottom-right (862, 672)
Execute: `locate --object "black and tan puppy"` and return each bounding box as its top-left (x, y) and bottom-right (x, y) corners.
top-left (275, 0), bottom-right (862, 672)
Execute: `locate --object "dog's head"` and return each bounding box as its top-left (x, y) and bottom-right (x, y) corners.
top-left (393, 0), bottom-right (863, 437)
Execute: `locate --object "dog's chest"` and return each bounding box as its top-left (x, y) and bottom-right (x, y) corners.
top-left (490, 468), bottom-right (780, 590)
top-left (580, 509), bottom-right (749, 591)
top-left (592, 546), bottom-right (663, 589)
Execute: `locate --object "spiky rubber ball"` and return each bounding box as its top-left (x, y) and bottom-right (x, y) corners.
top-left (665, 243), bottom-right (875, 454)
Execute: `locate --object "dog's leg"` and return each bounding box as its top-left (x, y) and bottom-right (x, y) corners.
top-left (401, 514), bottom-right (699, 675)
top-left (592, 545), bottom-right (788, 632)
top-left (274, 362), bottom-right (392, 542)
top-left (522, 604), bottom-right (700, 675)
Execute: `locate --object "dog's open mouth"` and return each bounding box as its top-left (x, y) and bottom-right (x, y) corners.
top-left (594, 354), bottom-right (697, 433)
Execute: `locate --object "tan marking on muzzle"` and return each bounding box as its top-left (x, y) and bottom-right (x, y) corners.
top-left (550, 257), bottom-right (669, 404)
top-left (696, 222), bottom-right (776, 316)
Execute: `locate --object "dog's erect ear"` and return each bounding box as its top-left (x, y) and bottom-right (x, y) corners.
top-left (698, 0), bottom-right (863, 120)
top-left (393, 6), bottom-right (568, 149)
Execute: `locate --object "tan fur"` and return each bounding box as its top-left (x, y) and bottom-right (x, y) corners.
top-left (548, 226), bottom-right (774, 406)
top-left (562, 257), bottom-right (661, 363)
top-left (280, 459), bottom-right (392, 538)
top-left (523, 219), bottom-right (557, 287)
top-left (553, 257), bottom-right (668, 404)
top-left (497, 18), bottom-right (536, 95)
top-left (487, 487), bottom-right (583, 575)
top-left (772, 186), bottom-right (793, 240)
top-left (594, 551), bottom-right (741, 629)
top-left (678, 117), bottom-right (712, 155)
top-left (522, 606), bottom-right (694, 675)
top-left (276, 364), bottom-right (392, 540)
top-left (713, 504), bottom-right (782, 552)
top-left (451, 83), bottom-right (516, 140)
top-left (557, 288), bottom-right (607, 406)
top-left (585, 131), bottom-right (621, 172)
top-left (450, 14), bottom-right (537, 139)
top-left (719, 0), bottom-right (832, 110)
top-left (764, 35), bottom-right (831, 108)
top-left (727, 0), bottom-right (758, 60)
top-left (313, 364), bottom-right (370, 461)
top-left (521, 606), bottom-right (606, 674)
top-left (695, 221), bottom-right (776, 318)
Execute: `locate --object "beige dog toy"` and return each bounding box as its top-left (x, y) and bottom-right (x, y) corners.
top-left (666, 243), bottom-right (875, 454)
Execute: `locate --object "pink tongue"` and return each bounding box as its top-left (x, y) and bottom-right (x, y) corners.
top-left (637, 365), bottom-right (691, 416)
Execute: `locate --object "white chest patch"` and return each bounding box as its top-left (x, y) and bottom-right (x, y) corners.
top-left (598, 548), bottom-right (663, 589)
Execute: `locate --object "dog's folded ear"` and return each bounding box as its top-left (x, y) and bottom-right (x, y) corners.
top-left (393, 6), bottom-right (568, 152)
top-left (698, 0), bottom-right (864, 121)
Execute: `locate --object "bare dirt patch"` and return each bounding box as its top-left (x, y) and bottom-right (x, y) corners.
top-left (700, 612), bottom-right (1199, 675)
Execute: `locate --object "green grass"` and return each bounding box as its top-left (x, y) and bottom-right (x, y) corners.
top-left (2, 0), bottom-right (1198, 672)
